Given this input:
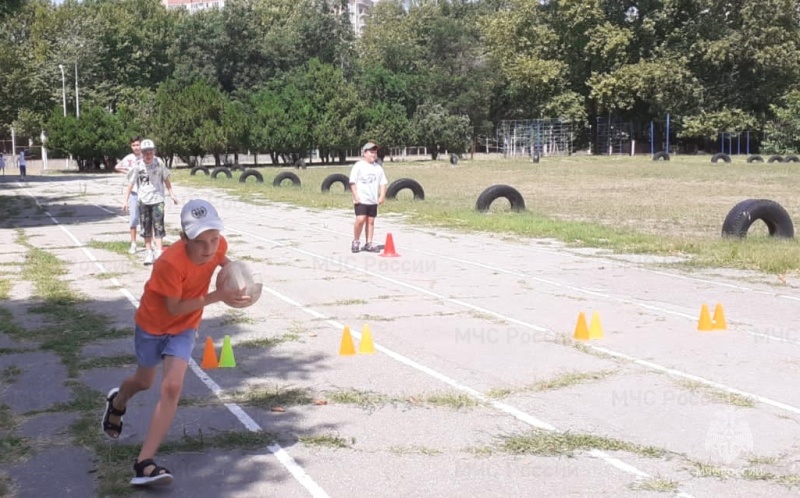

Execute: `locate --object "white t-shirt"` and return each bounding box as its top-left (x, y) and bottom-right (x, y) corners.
top-left (129, 157), bottom-right (170, 205)
top-left (116, 153), bottom-right (141, 193)
top-left (348, 160), bottom-right (388, 205)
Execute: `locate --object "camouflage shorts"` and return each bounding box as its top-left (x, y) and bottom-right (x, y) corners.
top-left (138, 202), bottom-right (166, 239)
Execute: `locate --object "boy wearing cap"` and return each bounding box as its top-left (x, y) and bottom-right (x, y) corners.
top-left (124, 139), bottom-right (178, 265)
top-left (115, 136), bottom-right (143, 254)
top-left (101, 199), bottom-right (252, 487)
top-left (349, 141), bottom-right (388, 253)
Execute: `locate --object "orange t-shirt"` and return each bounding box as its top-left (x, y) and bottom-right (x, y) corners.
top-left (135, 236), bottom-right (228, 335)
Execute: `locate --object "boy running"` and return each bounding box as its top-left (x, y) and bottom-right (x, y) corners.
top-left (349, 141), bottom-right (388, 253)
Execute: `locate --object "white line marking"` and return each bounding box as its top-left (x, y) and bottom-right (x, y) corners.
top-left (20, 189), bottom-right (330, 498)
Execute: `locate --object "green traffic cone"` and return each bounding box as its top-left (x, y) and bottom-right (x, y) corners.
top-left (219, 335), bottom-right (236, 368)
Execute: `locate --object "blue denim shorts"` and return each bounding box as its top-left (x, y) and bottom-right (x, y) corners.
top-left (134, 324), bottom-right (197, 368)
top-left (128, 193), bottom-right (140, 228)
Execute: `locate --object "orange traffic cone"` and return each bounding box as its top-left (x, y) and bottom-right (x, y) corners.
top-left (698, 304), bottom-right (714, 331)
top-left (573, 312), bottom-right (591, 341)
top-left (339, 326), bottom-right (356, 355)
top-left (379, 233), bottom-right (400, 257)
top-left (713, 303), bottom-right (727, 330)
top-left (201, 336), bottom-right (219, 369)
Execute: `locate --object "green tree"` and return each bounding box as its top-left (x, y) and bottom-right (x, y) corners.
top-left (411, 102), bottom-right (471, 160)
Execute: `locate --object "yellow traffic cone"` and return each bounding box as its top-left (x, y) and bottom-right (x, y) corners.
top-left (697, 304), bottom-right (714, 332)
top-left (573, 312), bottom-right (590, 341)
top-left (588, 312), bottom-right (604, 339)
top-left (359, 324), bottom-right (375, 354)
top-left (713, 303), bottom-right (727, 330)
top-left (339, 326), bottom-right (356, 355)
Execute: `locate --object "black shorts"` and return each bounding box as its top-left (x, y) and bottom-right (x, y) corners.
top-left (354, 203), bottom-right (378, 217)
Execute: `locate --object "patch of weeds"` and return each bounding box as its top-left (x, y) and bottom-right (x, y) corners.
top-left (0, 278), bottom-right (10, 300)
top-left (298, 433), bottom-right (352, 449)
top-left (686, 460), bottom-right (733, 479)
top-left (630, 477), bottom-right (679, 492)
top-left (488, 370), bottom-right (617, 399)
top-left (237, 255), bottom-right (263, 262)
top-left (0, 434), bottom-right (32, 464)
top-left (389, 445), bottom-right (443, 456)
top-left (498, 430), bottom-right (665, 458)
top-left (238, 333), bottom-right (300, 349)
top-left (357, 314), bottom-right (395, 322)
top-left (326, 389), bottom-right (392, 409)
top-left (77, 354), bottom-right (137, 371)
top-left (464, 446), bottom-right (494, 457)
top-left (747, 455), bottom-right (780, 466)
top-left (86, 240), bottom-right (136, 257)
top-left (1, 365), bottom-right (22, 384)
top-left (220, 310), bottom-right (259, 326)
top-left (178, 396), bottom-right (221, 408)
top-left (552, 333), bottom-right (615, 360)
top-left (420, 393), bottom-right (480, 409)
top-left (321, 298), bottom-right (368, 306)
top-left (467, 310), bottom-right (507, 325)
top-left (676, 380), bottom-right (755, 408)
top-left (94, 272), bottom-right (126, 281)
top-left (742, 468), bottom-right (776, 481)
top-left (0, 473), bottom-right (11, 497)
top-left (225, 385), bottom-right (314, 409)
top-left (777, 474), bottom-right (800, 487)
top-left (0, 404), bottom-right (14, 431)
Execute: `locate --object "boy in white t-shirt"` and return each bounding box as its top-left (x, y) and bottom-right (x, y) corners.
top-left (348, 142), bottom-right (388, 253)
top-left (115, 136), bottom-right (143, 254)
top-left (124, 139), bottom-right (178, 265)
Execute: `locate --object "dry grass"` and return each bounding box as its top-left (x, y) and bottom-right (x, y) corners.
top-left (175, 155), bottom-right (800, 273)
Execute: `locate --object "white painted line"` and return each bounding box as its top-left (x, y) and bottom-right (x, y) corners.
top-left (233, 227), bottom-right (800, 421)
top-left (20, 189), bottom-right (330, 498)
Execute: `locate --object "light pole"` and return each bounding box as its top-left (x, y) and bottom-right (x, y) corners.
top-left (58, 64), bottom-right (67, 117)
top-left (74, 61), bottom-right (80, 118)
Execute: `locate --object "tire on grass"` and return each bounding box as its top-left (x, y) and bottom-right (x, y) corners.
top-left (711, 153), bottom-right (731, 163)
top-left (190, 165), bottom-right (209, 176)
top-left (450, 154), bottom-right (459, 165)
top-left (768, 155), bottom-right (784, 163)
top-left (273, 171), bottom-right (301, 187)
top-left (321, 173), bottom-right (350, 193)
top-left (652, 151), bottom-right (670, 161)
top-left (784, 155), bottom-right (800, 163)
top-left (721, 199), bottom-right (794, 238)
top-left (238, 169), bottom-right (264, 183)
top-left (746, 155), bottom-right (764, 163)
top-left (211, 167), bottom-right (232, 179)
top-left (386, 178), bottom-right (425, 200)
top-left (475, 185), bottom-right (525, 213)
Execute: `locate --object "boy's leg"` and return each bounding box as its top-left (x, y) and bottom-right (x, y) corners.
top-left (103, 365), bottom-right (157, 438)
top-left (136, 355), bottom-right (189, 463)
top-left (152, 202), bottom-right (166, 254)
top-left (366, 216), bottom-right (376, 245)
top-left (128, 194), bottom-right (139, 253)
top-left (352, 204), bottom-right (368, 252)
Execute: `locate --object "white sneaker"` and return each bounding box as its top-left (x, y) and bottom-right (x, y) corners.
top-left (128, 242), bottom-right (137, 254)
top-left (153, 249), bottom-right (162, 260)
top-left (144, 250), bottom-right (153, 266)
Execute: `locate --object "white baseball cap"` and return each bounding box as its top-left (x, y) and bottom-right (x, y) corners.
top-left (140, 139), bottom-right (156, 150)
top-left (181, 199), bottom-right (224, 239)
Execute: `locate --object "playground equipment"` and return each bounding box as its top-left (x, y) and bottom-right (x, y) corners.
top-left (498, 119), bottom-right (574, 159)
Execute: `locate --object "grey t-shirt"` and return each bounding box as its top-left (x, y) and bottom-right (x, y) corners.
top-left (130, 158), bottom-right (170, 205)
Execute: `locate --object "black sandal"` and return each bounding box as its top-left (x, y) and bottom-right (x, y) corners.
top-left (101, 388), bottom-right (126, 440)
top-left (131, 458), bottom-right (173, 486)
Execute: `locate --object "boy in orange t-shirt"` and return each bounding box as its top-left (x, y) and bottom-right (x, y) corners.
top-left (100, 199), bottom-right (252, 487)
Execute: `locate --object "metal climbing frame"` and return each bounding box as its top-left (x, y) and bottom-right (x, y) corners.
top-left (498, 119), bottom-right (574, 158)
top-left (594, 117), bottom-right (634, 155)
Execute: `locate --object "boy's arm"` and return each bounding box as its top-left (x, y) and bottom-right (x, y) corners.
top-left (164, 177), bottom-right (178, 204)
top-left (378, 184), bottom-right (387, 205)
top-left (122, 182), bottom-right (133, 210)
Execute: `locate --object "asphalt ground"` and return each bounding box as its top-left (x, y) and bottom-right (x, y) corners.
top-left (1, 172), bottom-right (800, 497)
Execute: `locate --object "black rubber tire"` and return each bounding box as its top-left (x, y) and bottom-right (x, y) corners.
top-left (386, 178), bottom-right (425, 200)
top-left (450, 154), bottom-right (459, 165)
top-left (238, 169), bottom-right (264, 183)
top-left (532, 153), bottom-right (540, 164)
top-left (784, 155), bottom-right (800, 163)
top-left (294, 159), bottom-right (307, 170)
top-left (711, 153), bottom-right (731, 163)
top-left (721, 199), bottom-right (794, 238)
top-left (190, 165), bottom-right (209, 176)
top-left (652, 151), bottom-right (670, 161)
top-left (211, 167), bottom-right (232, 179)
top-left (768, 155), bottom-right (784, 163)
top-left (321, 173), bottom-right (350, 193)
top-left (746, 155), bottom-right (764, 163)
top-left (475, 185), bottom-right (526, 213)
top-left (273, 171), bottom-right (301, 187)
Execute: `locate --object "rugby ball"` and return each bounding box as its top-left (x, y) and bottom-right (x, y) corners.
top-left (216, 261), bottom-right (262, 309)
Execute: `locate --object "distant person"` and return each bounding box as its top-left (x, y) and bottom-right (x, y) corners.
top-left (348, 142), bottom-right (388, 253)
top-left (123, 139), bottom-right (178, 265)
top-left (0, 152), bottom-right (5, 175)
top-left (115, 137), bottom-right (143, 254)
top-left (18, 149), bottom-right (27, 179)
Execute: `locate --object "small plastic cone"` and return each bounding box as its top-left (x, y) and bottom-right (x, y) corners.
top-left (219, 335), bottom-right (236, 367)
top-left (359, 324), bottom-right (375, 354)
top-left (339, 326), bottom-right (356, 355)
top-left (201, 336), bottom-right (219, 369)
top-left (588, 312), bottom-right (604, 339)
top-left (698, 304), bottom-right (714, 331)
top-left (379, 233), bottom-right (400, 257)
top-left (573, 312), bottom-right (590, 341)
top-left (713, 303), bottom-right (727, 330)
